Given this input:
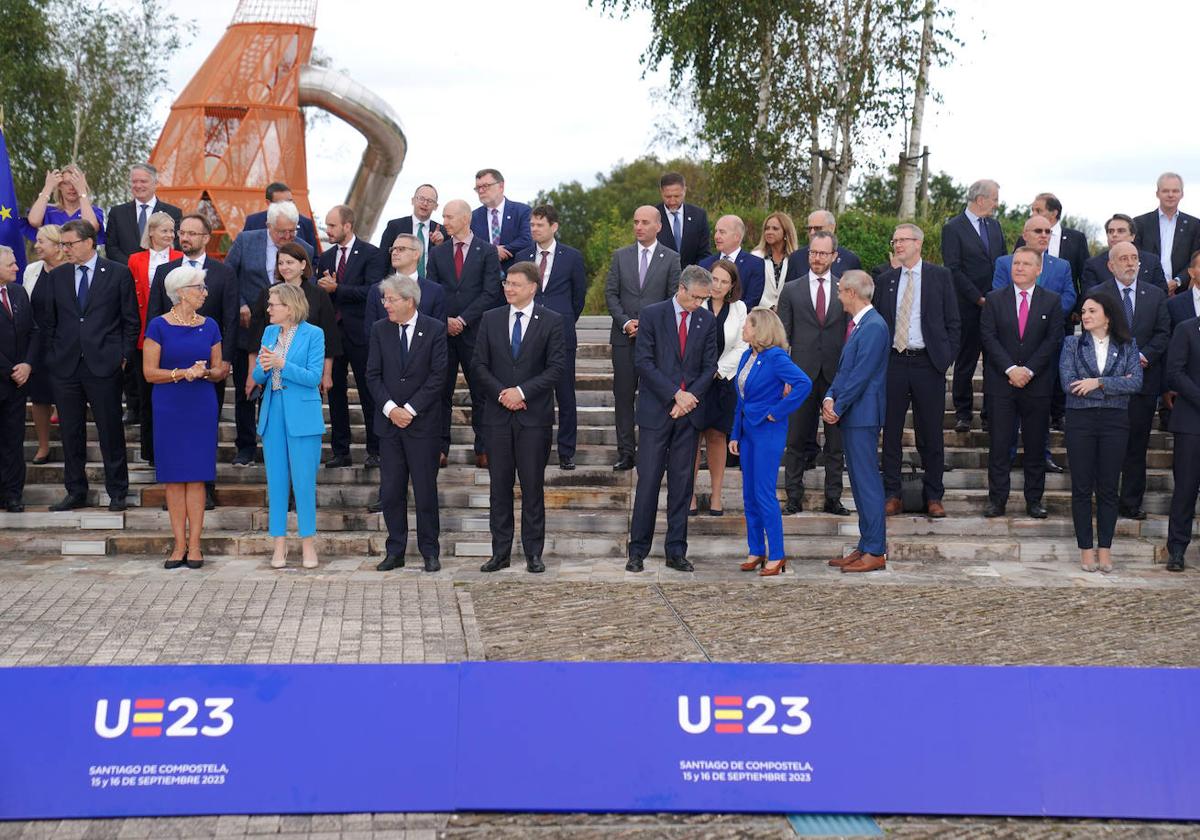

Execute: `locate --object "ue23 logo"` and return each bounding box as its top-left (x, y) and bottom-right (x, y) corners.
top-left (678, 695), bottom-right (811, 735)
top-left (94, 697), bottom-right (234, 739)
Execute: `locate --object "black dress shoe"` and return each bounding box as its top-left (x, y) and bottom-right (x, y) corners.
top-left (982, 502), bottom-right (1006, 518)
top-left (1044, 457), bottom-right (1065, 474)
top-left (782, 499), bottom-right (803, 515)
top-left (954, 419), bottom-right (971, 433)
top-left (164, 551), bottom-right (187, 570)
top-left (1167, 552), bottom-right (1185, 572)
top-left (625, 556), bottom-right (644, 572)
top-left (613, 457), bottom-right (636, 471)
top-left (231, 450), bottom-right (253, 466)
top-left (325, 454), bottom-right (352, 469)
top-left (364, 452), bottom-right (380, 468)
top-left (367, 497), bottom-right (382, 514)
top-left (480, 555), bottom-right (510, 572)
top-left (108, 497), bottom-right (128, 512)
top-left (802, 456), bottom-right (818, 470)
top-left (1026, 502), bottom-right (1049, 519)
top-left (559, 456), bottom-right (576, 471)
top-left (526, 555), bottom-right (545, 573)
top-left (981, 418), bottom-right (990, 433)
top-left (122, 409), bottom-right (136, 425)
top-left (205, 488), bottom-right (217, 510)
top-left (1051, 417), bottom-right (1064, 431)
top-left (5, 500), bottom-right (24, 513)
top-left (50, 494), bottom-right (88, 512)
top-left (376, 554), bottom-right (405, 571)
top-left (1119, 506), bottom-right (1147, 520)
top-left (424, 556), bottom-right (441, 572)
top-left (823, 498), bottom-right (850, 516)
top-left (666, 555), bottom-right (694, 572)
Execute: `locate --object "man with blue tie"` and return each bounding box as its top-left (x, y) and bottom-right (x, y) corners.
top-left (654, 172), bottom-right (711, 268)
top-left (699, 215), bottom-right (766, 308)
top-left (471, 169), bottom-right (532, 275)
top-left (377, 184), bottom-right (444, 277)
top-left (824, 271), bottom-right (890, 573)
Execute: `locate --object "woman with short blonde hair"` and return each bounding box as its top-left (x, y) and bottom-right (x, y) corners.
top-left (743, 306), bottom-right (790, 353)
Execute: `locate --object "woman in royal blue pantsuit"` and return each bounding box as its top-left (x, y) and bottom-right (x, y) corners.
top-left (729, 309), bottom-right (812, 576)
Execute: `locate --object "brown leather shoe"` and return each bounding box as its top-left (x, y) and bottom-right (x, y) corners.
top-left (884, 497), bottom-right (902, 516)
top-left (829, 549), bottom-right (863, 568)
top-left (926, 500), bottom-right (946, 518)
top-left (842, 553), bottom-right (887, 573)
top-left (475, 453), bottom-right (489, 469)
top-left (439, 453), bottom-right (448, 469)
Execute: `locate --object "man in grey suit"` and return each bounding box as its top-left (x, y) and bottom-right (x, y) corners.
top-left (605, 206), bottom-right (682, 470)
top-left (776, 231), bottom-right (849, 515)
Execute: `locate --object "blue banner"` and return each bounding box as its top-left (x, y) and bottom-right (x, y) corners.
top-left (0, 128), bottom-right (26, 273)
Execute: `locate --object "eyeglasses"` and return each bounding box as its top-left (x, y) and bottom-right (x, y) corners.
top-left (390, 246), bottom-right (419, 253)
top-left (809, 249), bottom-right (835, 257)
top-left (1028, 228), bottom-right (1052, 235)
top-left (686, 293), bottom-right (711, 304)
top-left (272, 227), bottom-right (298, 235)
top-left (889, 237), bottom-right (918, 245)
top-left (60, 238), bottom-right (85, 248)
top-left (181, 284), bottom-right (208, 292)
top-left (413, 195), bottom-right (437, 205)
top-left (266, 301), bottom-right (287, 309)
top-left (474, 182), bottom-right (500, 192)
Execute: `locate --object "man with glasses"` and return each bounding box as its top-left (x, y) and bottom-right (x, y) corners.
top-left (470, 168), bottom-right (531, 274)
top-left (42, 220), bottom-right (139, 511)
top-left (148, 213), bottom-right (239, 509)
top-left (654, 171), bottom-right (711, 268)
top-left (242, 181), bottom-right (319, 250)
top-left (378, 184), bottom-right (444, 279)
top-left (785, 210), bottom-right (863, 282)
top-left (1082, 214), bottom-right (1169, 293)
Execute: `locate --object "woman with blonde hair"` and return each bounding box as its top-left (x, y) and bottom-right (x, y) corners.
top-left (26, 165), bottom-right (104, 243)
top-left (752, 212), bottom-right (799, 310)
top-left (22, 224), bottom-right (66, 464)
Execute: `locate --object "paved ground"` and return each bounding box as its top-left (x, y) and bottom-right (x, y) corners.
top-left (1, 553), bottom-right (1197, 838)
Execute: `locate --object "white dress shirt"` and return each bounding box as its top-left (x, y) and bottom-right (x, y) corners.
top-left (75, 254), bottom-right (99, 296)
top-left (1005, 285), bottom-right (1038, 376)
top-left (1047, 221), bottom-right (1062, 258)
top-left (965, 207), bottom-right (987, 239)
top-left (381, 310), bottom-right (421, 419)
top-left (533, 240), bottom-right (556, 290)
top-left (1115, 278), bottom-right (1138, 317)
top-left (507, 300), bottom-right (535, 400)
top-left (335, 236), bottom-right (358, 273)
top-left (893, 263), bottom-right (924, 350)
top-left (184, 253), bottom-right (207, 270)
top-left (485, 200), bottom-right (506, 244)
top-left (1192, 284), bottom-right (1200, 314)
top-left (808, 271), bottom-right (832, 313)
top-left (1158, 209), bottom-right (1178, 282)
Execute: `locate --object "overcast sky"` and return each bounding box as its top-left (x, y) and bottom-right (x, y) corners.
top-left (160, 0), bottom-right (1190, 243)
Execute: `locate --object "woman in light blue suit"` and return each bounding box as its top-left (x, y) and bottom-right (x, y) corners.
top-left (729, 309), bottom-right (812, 576)
top-left (253, 283), bottom-right (326, 570)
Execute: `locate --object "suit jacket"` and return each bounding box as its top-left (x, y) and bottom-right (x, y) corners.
top-left (243, 210), bottom-right (319, 250)
top-left (517, 241), bottom-right (587, 348)
top-left (365, 313), bottom-right (447, 439)
top-left (315, 238), bottom-right (386, 349)
top-left (1081, 248), bottom-right (1168, 293)
top-left (363, 276), bottom-right (447, 345)
top-left (378, 215), bottom-right (443, 257)
top-left (1167, 290), bottom-right (1200, 330)
top-left (1058, 333), bottom-right (1143, 411)
top-left (992, 253), bottom-right (1076, 315)
top-left (729, 346), bottom-right (812, 442)
top-left (225, 229), bottom-right (315, 311)
top-left (1167, 317), bottom-right (1200, 432)
top-left (471, 304), bottom-right (565, 427)
top-left (426, 237), bottom-right (502, 330)
top-left (654, 202), bottom-right (711, 268)
top-left (249, 279), bottom-right (341, 358)
top-left (1098, 279), bottom-right (1170, 394)
top-left (104, 199), bottom-right (182, 265)
top-left (825, 307), bottom-right (889, 427)
top-left (980, 285), bottom-right (1063, 399)
top-left (775, 273), bottom-right (846, 382)
top-left (149, 257), bottom-right (240, 362)
top-left (1134, 209), bottom-right (1200, 279)
top-left (605, 242), bottom-right (681, 346)
top-left (873, 261), bottom-right (961, 374)
top-left (43, 257), bottom-right (139, 379)
top-left (1015, 226), bottom-right (1089, 289)
top-left (699, 250), bottom-right (766, 309)
top-left (942, 211), bottom-right (1007, 307)
top-left (0, 283), bottom-right (40, 400)
top-left (470, 201), bottom-right (532, 273)
top-left (252, 321), bottom-right (326, 437)
top-left (633, 299), bottom-right (718, 430)
top-left (784, 246), bottom-right (862, 283)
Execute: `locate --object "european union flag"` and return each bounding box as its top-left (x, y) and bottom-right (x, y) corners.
top-left (0, 127), bottom-right (26, 274)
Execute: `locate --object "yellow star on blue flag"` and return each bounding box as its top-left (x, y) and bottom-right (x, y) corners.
top-left (0, 206), bottom-right (11, 221)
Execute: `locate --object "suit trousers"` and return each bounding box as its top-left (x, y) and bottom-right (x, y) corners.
top-left (233, 350), bottom-right (257, 456)
top-left (741, 419), bottom-right (788, 560)
top-left (379, 431), bottom-right (440, 559)
top-left (1167, 431), bottom-right (1200, 556)
top-left (485, 420), bottom-right (552, 558)
top-left (953, 302), bottom-right (983, 421)
top-left (262, 404), bottom-right (320, 537)
top-left (0, 389), bottom-right (27, 502)
top-left (1119, 392), bottom-right (1158, 511)
top-left (443, 332), bottom-right (484, 455)
top-left (1064, 407), bottom-right (1128, 549)
top-left (329, 337), bottom-right (378, 459)
top-left (554, 343), bottom-right (579, 458)
top-left (783, 370), bottom-right (842, 503)
top-left (611, 342), bottom-right (638, 459)
top-left (1050, 322), bottom-right (1073, 422)
top-left (882, 350), bottom-right (946, 502)
top-left (843, 425), bottom-right (886, 554)
top-left (629, 417), bottom-right (700, 558)
top-left (123, 352), bottom-right (141, 416)
top-left (131, 349), bottom-right (153, 462)
top-left (53, 367), bottom-right (129, 500)
top-left (987, 391), bottom-right (1050, 507)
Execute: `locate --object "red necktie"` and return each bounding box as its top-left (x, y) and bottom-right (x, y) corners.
top-left (678, 310), bottom-right (688, 388)
top-left (336, 246), bottom-right (347, 282)
top-left (844, 317), bottom-right (856, 343)
top-left (539, 250), bottom-right (549, 287)
top-left (0, 286), bottom-right (10, 318)
top-left (454, 241), bottom-right (465, 280)
top-left (815, 277), bottom-right (826, 325)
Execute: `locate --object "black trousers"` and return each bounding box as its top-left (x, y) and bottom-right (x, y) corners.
top-left (987, 390), bottom-right (1049, 507)
top-left (131, 348), bottom-right (153, 462)
top-left (1167, 431), bottom-right (1200, 556)
top-left (1119, 392), bottom-right (1158, 512)
top-left (1065, 407), bottom-right (1128, 549)
top-left (233, 350), bottom-right (257, 456)
top-left (628, 417), bottom-right (699, 558)
top-left (554, 342), bottom-right (579, 459)
top-left (122, 354), bottom-right (140, 416)
top-left (953, 302), bottom-right (983, 421)
top-left (443, 332), bottom-right (484, 455)
top-left (783, 370), bottom-right (842, 502)
top-left (53, 366), bottom-right (129, 500)
top-left (379, 431), bottom-right (441, 559)
top-left (329, 337), bottom-right (377, 460)
top-left (485, 421), bottom-right (552, 558)
top-left (882, 350), bottom-right (946, 502)
top-left (0, 388), bottom-right (27, 502)
top-left (1050, 322), bottom-right (1073, 423)
top-left (612, 342), bottom-right (638, 460)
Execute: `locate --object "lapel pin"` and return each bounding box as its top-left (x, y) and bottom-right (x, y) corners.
top-left (417, 331), bottom-right (423, 337)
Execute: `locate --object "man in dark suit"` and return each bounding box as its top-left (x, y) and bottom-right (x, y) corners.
top-left (242, 181), bottom-right (319, 249)
top-left (699, 215), bottom-right (766, 308)
top-left (943, 179), bottom-right (1007, 433)
top-left (1165, 316), bottom-right (1200, 571)
top-left (366, 275), bottom-right (447, 573)
top-left (472, 262), bottom-right (565, 574)
top-left (104, 163), bottom-right (183, 265)
top-left (626, 266), bottom-right (719, 573)
top-left (1169, 253), bottom-right (1200, 329)
top-left (148, 213), bottom-right (239, 509)
top-left (0, 246), bottom-right (39, 511)
top-left (1095, 242), bottom-right (1171, 520)
top-left (470, 168), bottom-right (531, 275)
top-left (517, 204), bottom-right (587, 469)
top-left (605, 206), bottom-right (682, 470)
top-left (980, 247), bottom-right (1063, 519)
top-left (874, 224), bottom-right (961, 518)
top-left (1082, 214), bottom-right (1168, 293)
top-left (785, 210), bottom-right (863, 281)
top-left (42, 220), bottom-right (139, 511)
top-left (655, 171), bottom-right (711, 268)
top-left (776, 230), bottom-right (847, 514)
top-left (1014, 193), bottom-right (1089, 296)
top-left (377, 184), bottom-right (443, 278)
top-left (364, 235), bottom-right (447, 340)
top-left (427, 199), bottom-right (503, 467)
top-left (824, 270), bottom-right (890, 573)
top-left (316, 205), bottom-right (387, 469)
top-left (1135, 172), bottom-right (1198, 290)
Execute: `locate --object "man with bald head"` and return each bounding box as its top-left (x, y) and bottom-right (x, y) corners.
top-left (605, 206), bottom-right (682, 469)
top-left (699, 214), bottom-right (765, 308)
top-left (785, 209), bottom-right (863, 282)
top-left (427, 198), bottom-right (502, 467)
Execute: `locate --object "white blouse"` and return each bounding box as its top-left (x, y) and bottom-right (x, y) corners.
top-left (715, 300), bottom-right (749, 380)
top-left (1093, 335), bottom-right (1109, 375)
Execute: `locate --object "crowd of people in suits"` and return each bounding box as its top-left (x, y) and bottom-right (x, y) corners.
top-left (1, 162), bottom-right (1198, 576)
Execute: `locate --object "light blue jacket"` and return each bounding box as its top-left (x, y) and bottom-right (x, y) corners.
top-left (253, 320), bottom-right (326, 437)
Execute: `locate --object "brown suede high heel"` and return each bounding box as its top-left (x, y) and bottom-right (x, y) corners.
top-left (740, 555), bottom-right (766, 571)
top-left (759, 559), bottom-right (787, 577)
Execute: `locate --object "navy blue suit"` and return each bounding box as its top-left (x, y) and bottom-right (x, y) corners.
top-left (1081, 249), bottom-right (1168, 295)
top-left (784, 246), bottom-right (862, 282)
top-left (1166, 318), bottom-right (1200, 557)
top-left (628, 299), bottom-right (719, 560)
top-left (471, 201), bottom-right (532, 274)
top-left (1167, 291), bottom-right (1200, 331)
top-left (699, 250), bottom-right (766, 309)
top-left (654, 202), bottom-right (711, 268)
top-left (364, 276), bottom-right (447, 344)
top-left (243, 210), bottom-right (319, 251)
top-left (0, 282), bottom-right (39, 503)
top-left (1134, 209), bottom-right (1200, 280)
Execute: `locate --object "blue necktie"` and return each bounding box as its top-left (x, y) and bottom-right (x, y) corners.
top-left (137, 204), bottom-right (148, 238)
top-left (511, 311), bottom-right (523, 359)
top-left (672, 210), bottom-right (682, 253)
top-left (398, 323), bottom-right (409, 368)
top-left (978, 218), bottom-right (989, 251)
top-left (77, 265), bottom-right (90, 312)
top-left (1123, 287), bottom-right (1135, 328)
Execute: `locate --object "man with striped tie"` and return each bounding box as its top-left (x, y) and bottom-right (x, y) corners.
top-left (471, 169), bottom-right (532, 275)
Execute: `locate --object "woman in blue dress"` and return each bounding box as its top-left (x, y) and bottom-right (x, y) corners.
top-left (25, 166), bottom-right (105, 245)
top-left (142, 266), bottom-right (229, 570)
